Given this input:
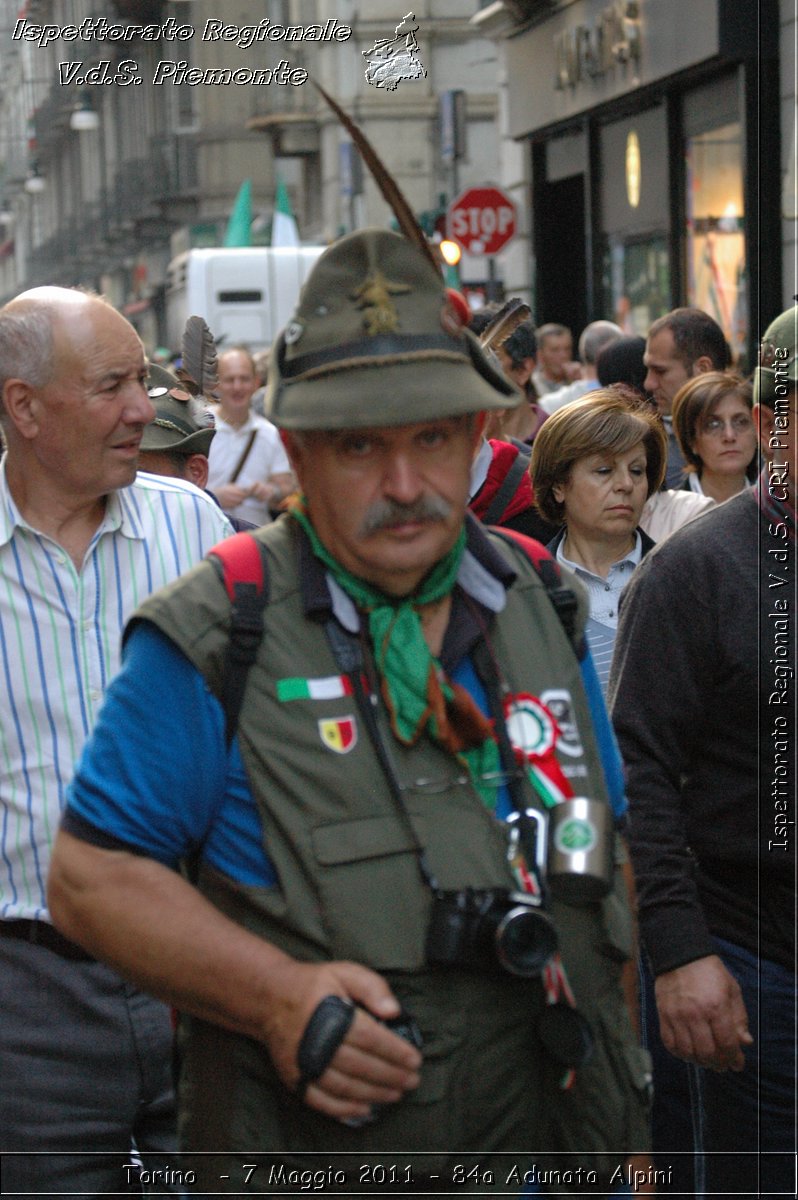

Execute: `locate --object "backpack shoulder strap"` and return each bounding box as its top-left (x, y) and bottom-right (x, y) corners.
top-left (489, 525), bottom-right (580, 646)
top-left (482, 444), bottom-right (531, 526)
top-left (207, 532), bottom-right (271, 746)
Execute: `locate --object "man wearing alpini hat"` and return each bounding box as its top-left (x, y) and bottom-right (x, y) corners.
top-left (610, 302), bottom-right (797, 1197)
top-left (139, 360), bottom-right (260, 532)
top-left (49, 230), bottom-right (648, 1191)
top-left (139, 361), bottom-right (217, 482)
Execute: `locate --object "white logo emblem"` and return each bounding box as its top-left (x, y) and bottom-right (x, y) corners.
top-left (363, 12), bottom-right (427, 92)
top-left (539, 689), bottom-right (584, 757)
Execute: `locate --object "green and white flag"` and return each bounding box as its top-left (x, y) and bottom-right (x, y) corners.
top-left (271, 177), bottom-right (300, 247)
top-left (223, 180), bottom-right (252, 248)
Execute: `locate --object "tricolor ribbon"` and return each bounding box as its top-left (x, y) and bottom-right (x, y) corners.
top-left (502, 693), bottom-right (575, 809)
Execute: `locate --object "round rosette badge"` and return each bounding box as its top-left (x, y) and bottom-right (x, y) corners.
top-left (503, 693), bottom-right (559, 762)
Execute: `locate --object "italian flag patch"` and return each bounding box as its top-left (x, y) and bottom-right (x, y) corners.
top-left (276, 675), bottom-right (354, 702)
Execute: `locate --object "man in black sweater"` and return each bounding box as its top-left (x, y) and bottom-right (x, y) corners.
top-left (609, 304), bottom-right (796, 1197)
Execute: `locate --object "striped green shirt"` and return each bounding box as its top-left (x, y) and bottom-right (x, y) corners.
top-left (0, 463), bottom-right (232, 920)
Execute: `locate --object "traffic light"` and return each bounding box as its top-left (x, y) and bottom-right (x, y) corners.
top-left (438, 238), bottom-right (461, 289)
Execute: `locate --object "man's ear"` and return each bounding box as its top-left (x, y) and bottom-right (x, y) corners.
top-left (691, 355), bottom-right (714, 377)
top-left (280, 430), bottom-right (305, 480)
top-left (472, 412), bottom-right (487, 445)
top-left (1, 380), bottom-right (39, 440)
top-left (184, 453), bottom-right (209, 490)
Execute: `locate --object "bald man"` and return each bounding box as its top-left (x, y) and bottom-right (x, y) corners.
top-left (0, 288), bottom-right (232, 1195)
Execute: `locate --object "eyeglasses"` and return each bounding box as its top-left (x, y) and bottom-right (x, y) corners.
top-left (701, 414), bottom-right (754, 437)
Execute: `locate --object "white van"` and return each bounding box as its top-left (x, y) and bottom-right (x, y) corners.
top-left (165, 246), bottom-right (325, 353)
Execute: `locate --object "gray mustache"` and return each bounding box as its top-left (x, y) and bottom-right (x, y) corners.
top-left (360, 495), bottom-right (453, 535)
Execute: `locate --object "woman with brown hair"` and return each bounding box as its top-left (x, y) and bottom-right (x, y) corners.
top-left (531, 387), bottom-right (667, 692)
top-left (671, 371), bottom-right (758, 504)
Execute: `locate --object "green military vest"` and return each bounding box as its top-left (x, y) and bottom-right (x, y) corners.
top-left (135, 517), bottom-right (650, 1188)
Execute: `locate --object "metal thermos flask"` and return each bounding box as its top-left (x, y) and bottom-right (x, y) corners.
top-left (547, 796), bottom-right (613, 902)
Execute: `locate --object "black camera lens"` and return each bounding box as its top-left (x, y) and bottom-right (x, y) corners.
top-left (494, 905), bottom-right (558, 977)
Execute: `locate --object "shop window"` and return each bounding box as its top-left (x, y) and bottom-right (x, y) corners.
top-left (685, 118), bottom-right (745, 363)
top-left (598, 104), bottom-right (670, 335)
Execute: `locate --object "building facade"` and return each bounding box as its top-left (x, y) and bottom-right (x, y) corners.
top-left (474, 0), bottom-right (794, 367)
top-left (0, 0), bottom-right (505, 349)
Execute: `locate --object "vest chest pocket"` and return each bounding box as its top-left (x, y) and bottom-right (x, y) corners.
top-left (311, 815), bottom-right (431, 970)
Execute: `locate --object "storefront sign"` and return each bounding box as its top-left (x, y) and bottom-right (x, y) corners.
top-left (554, 1), bottom-right (641, 91)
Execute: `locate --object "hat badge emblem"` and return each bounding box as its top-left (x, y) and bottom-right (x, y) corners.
top-left (351, 270), bottom-right (411, 335)
top-left (284, 320), bottom-right (304, 345)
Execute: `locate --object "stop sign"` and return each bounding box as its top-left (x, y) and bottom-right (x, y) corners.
top-left (447, 186), bottom-right (517, 255)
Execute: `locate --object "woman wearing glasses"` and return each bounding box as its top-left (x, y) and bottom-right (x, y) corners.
top-left (672, 372), bottom-right (758, 504)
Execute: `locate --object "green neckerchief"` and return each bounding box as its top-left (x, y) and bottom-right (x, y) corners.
top-left (291, 502), bottom-right (502, 808)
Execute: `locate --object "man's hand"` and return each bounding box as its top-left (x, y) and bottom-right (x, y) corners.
top-left (259, 958), bottom-right (423, 1124)
top-left (655, 955), bottom-right (753, 1071)
top-left (248, 480), bottom-right (277, 504)
top-left (214, 483), bottom-right (251, 510)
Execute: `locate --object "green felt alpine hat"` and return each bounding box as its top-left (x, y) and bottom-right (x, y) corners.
top-left (265, 228), bottom-right (519, 430)
top-left (141, 362), bottom-right (216, 456)
top-left (755, 303), bottom-right (798, 407)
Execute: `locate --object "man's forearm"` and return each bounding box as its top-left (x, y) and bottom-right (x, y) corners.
top-left (47, 829), bottom-right (294, 1042)
top-left (47, 830), bottom-right (422, 1122)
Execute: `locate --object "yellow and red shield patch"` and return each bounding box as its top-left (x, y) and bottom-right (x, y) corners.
top-left (318, 716), bottom-right (358, 754)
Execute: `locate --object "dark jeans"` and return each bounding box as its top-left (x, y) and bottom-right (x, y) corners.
top-left (702, 936), bottom-right (796, 1198)
top-left (640, 954), bottom-right (705, 1197)
top-left (641, 938), bottom-right (796, 1198)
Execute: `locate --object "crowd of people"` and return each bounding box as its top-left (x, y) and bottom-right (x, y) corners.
top-left (0, 233), bottom-right (793, 1198)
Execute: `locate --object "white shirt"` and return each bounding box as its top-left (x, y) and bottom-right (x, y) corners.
top-left (539, 378), bottom-right (598, 415)
top-left (639, 489), bottom-right (715, 541)
top-left (207, 409), bottom-right (291, 527)
top-left (0, 464), bottom-right (232, 920)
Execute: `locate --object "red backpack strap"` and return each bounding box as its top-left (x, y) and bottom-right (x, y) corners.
top-left (489, 526), bottom-right (580, 645)
top-left (207, 533), bottom-right (271, 746)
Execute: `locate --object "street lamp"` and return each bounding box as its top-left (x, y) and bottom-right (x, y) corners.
top-left (70, 91), bottom-right (100, 132)
top-left (24, 163), bottom-right (46, 194)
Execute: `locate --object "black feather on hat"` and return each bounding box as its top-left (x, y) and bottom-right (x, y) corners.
top-left (141, 317), bottom-right (218, 455)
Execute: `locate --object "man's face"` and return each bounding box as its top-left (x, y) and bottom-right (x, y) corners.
top-left (31, 304), bottom-right (152, 500)
top-left (643, 328), bottom-right (693, 415)
top-left (283, 416), bottom-right (480, 597)
top-left (495, 346), bottom-right (533, 392)
top-left (217, 351), bottom-right (258, 422)
top-left (538, 333), bottom-right (572, 383)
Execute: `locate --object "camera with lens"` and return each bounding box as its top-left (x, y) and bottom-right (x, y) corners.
top-left (425, 886), bottom-right (558, 978)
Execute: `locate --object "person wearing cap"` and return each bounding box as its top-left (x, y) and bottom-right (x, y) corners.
top-left (139, 361), bottom-right (258, 532)
top-left (0, 287), bottom-right (232, 1196)
top-left (47, 231), bottom-right (649, 1189)
top-left (139, 361), bottom-right (217, 485)
top-left (609, 304), bottom-right (796, 1196)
